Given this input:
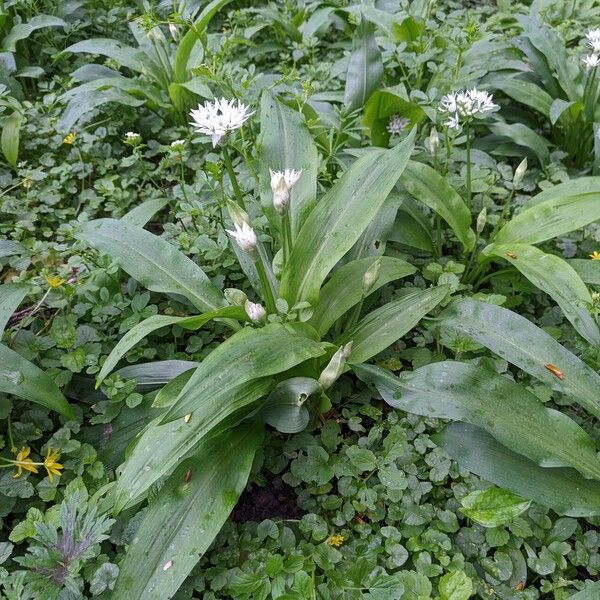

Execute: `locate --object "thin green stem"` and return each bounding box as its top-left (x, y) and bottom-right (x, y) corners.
top-left (282, 213), bottom-right (293, 264)
top-left (255, 258), bottom-right (276, 314)
top-left (222, 147), bottom-right (245, 210)
top-left (465, 124), bottom-right (472, 209)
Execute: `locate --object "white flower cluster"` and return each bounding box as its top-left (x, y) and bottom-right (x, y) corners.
top-left (189, 97), bottom-right (254, 147)
top-left (583, 29), bottom-right (600, 69)
top-left (439, 88), bottom-right (498, 130)
top-left (269, 168), bottom-right (302, 215)
top-left (386, 115), bottom-right (410, 135)
top-left (226, 222), bottom-right (257, 255)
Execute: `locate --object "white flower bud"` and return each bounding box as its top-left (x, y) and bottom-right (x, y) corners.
top-left (513, 157), bottom-right (527, 187)
top-left (245, 300), bottom-right (266, 324)
top-left (169, 23), bottom-right (178, 41)
top-left (269, 168), bottom-right (302, 215)
top-left (318, 342), bottom-right (353, 390)
top-left (362, 259), bottom-right (381, 296)
top-left (226, 222), bottom-right (258, 256)
top-left (476, 207), bottom-right (487, 234)
top-left (429, 127), bottom-right (440, 154)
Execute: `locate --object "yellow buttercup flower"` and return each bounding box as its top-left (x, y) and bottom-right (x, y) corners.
top-left (328, 533), bottom-right (345, 547)
top-left (63, 132), bottom-right (76, 145)
top-left (43, 447), bottom-right (63, 482)
top-left (45, 275), bottom-right (65, 288)
top-left (13, 447), bottom-right (38, 478)
top-left (590, 251), bottom-right (600, 260)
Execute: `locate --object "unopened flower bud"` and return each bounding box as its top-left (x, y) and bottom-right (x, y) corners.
top-left (245, 300), bottom-right (266, 324)
top-left (513, 157), bottom-right (527, 187)
top-left (429, 127), bottom-right (440, 154)
top-left (269, 168), bottom-right (302, 215)
top-left (225, 288), bottom-right (247, 306)
top-left (169, 23), bottom-right (178, 41)
top-left (318, 342), bottom-right (353, 390)
top-left (476, 207), bottom-right (487, 234)
top-left (362, 259), bottom-right (381, 296)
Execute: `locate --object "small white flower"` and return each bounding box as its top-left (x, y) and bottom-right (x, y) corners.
top-left (226, 222), bottom-right (258, 255)
top-left (168, 23), bottom-right (178, 41)
top-left (189, 97), bottom-right (254, 147)
top-left (439, 88), bottom-right (497, 130)
top-left (170, 139), bottom-right (186, 151)
top-left (124, 131), bottom-right (141, 145)
top-left (386, 115), bottom-right (410, 135)
top-left (269, 168), bottom-right (302, 215)
top-left (245, 300), bottom-right (266, 324)
top-left (586, 29), bottom-right (600, 53)
top-left (445, 114), bottom-right (461, 131)
top-left (583, 54), bottom-right (600, 69)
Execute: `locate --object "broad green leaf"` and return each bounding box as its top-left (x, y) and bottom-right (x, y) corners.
top-left (549, 98), bottom-right (578, 125)
top-left (121, 198), bottom-right (168, 227)
top-left (0, 344), bottom-right (73, 418)
top-left (172, 0), bottom-right (233, 83)
top-left (388, 198), bottom-right (435, 253)
top-left (435, 423), bottom-right (600, 517)
top-left (439, 299), bottom-right (600, 420)
top-left (344, 16), bottom-right (383, 111)
top-left (339, 286), bottom-right (447, 364)
top-left (152, 369), bottom-right (196, 408)
top-left (96, 306), bottom-right (246, 386)
top-left (363, 86), bottom-right (427, 146)
top-left (0, 283), bottom-right (27, 336)
top-left (0, 240), bottom-right (24, 259)
top-left (487, 121), bottom-right (550, 165)
top-left (492, 177), bottom-right (600, 245)
top-left (114, 360), bottom-right (199, 391)
top-left (258, 92), bottom-right (318, 236)
top-left (112, 424), bottom-right (262, 600)
top-left (484, 244), bottom-right (600, 346)
top-left (309, 256), bottom-right (416, 336)
top-left (513, 37), bottom-right (561, 99)
top-left (355, 362), bottom-right (600, 480)
top-left (114, 378), bottom-right (272, 511)
top-left (492, 77), bottom-right (552, 117)
top-left (280, 129), bottom-right (415, 306)
top-left (163, 322), bottom-right (324, 422)
top-left (64, 38), bottom-right (148, 73)
top-left (399, 161), bottom-right (475, 250)
top-left (2, 15), bottom-right (66, 52)
top-left (76, 219), bottom-right (226, 313)
top-left (438, 571), bottom-right (473, 600)
top-left (569, 258), bottom-right (600, 285)
top-left (1, 112), bottom-right (21, 167)
top-left (460, 487), bottom-right (531, 527)
top-left (570, 583), bottom-right (600, 599)
top-left (251, 377), bottom-right (322, 433)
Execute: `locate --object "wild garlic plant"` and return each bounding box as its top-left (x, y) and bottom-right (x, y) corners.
top-left (74, 92), bottom-right (452, 599)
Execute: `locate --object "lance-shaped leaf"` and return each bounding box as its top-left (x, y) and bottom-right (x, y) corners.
top-left (570, 583), bottom-right (600, 599)
top-left (0, 345), bottom-right (73, 418)
top-left (339, 286), bottom-right (447, 364)
top-left (113, 360), bottom-right (199, 392)
top-left (435, 422), bottom-right (600, 517)
top-left (112, 424), bottom-right (263, 600)
top-left (163, 323), bottom-right (324, 422)
top-left (491, 77), bottom-right (553, 118)
top-left (569, 258), bottom-right (600, 286)
top-left (76, 219), bottom-right (226, 313)
top-left (309, 256), bottom-right (416, 336)
top-left (63, 38), bottom-right (149, 73)
top-left (258, 92), bottom-right (318, 236)
top-left (96, 306), bottom-right (247, 386)
top-left (114, 378), bottom-right (272, 511)
top-left (251, 377), bottom-right (322, 433)
top-left (1, 111), bottom-right (22, 167)
top-left (483, 244), bottom-right (600, 346)
top-left (399, 161), bottom-right (476, 251)
top-left (491, 178), bottom-right (600, 246)
top-left (2, 15), bottom-right (66, 52)
top-left (355, 362), bottom-right (600, 480)
top-left (280, 129), bottom-right (415, 306)
top-left (344, 16), bottom-right (383, 112)
top-left (0, 283), bottom-right (27, 336)
top-left (486, 122), bottom-right (550, 165)
top-left (438, 298), bottom-right (600, 419)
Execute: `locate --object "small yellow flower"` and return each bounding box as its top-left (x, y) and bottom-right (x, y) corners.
top-left (63, 132), bottom-right (76, 145)
top-left (13, 447), bottom-right (38, 478)
top-left (328, 533), bottom-right (345, 547)
top-left (45, 275), bottom-right (65, 288)
top-left (44, 447), bottom-right (63, 482)
top-left (590, 251), bottom-right (600, 260)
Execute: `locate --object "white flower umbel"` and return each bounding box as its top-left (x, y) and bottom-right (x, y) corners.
top-left (226, 222), bottom-right (258, 256)
top-left (245, 300), bottom-right (266, 324)
top-left (124, 131), bottom-right (142, 145)
top-left (439, 88), bottom-right (498, 130)
top-left (189, 98), bottom-right (254, 147)
top-left (584, 54), bottom-right (600, 69)
top-left (386, 115), bottom-right (410, 135)
top-left (170, 139), bottom-right (186, 151)
top-left (586, 29), bottom-right (600, 53)
top-left (269, 168), bottom-right (302, 215)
